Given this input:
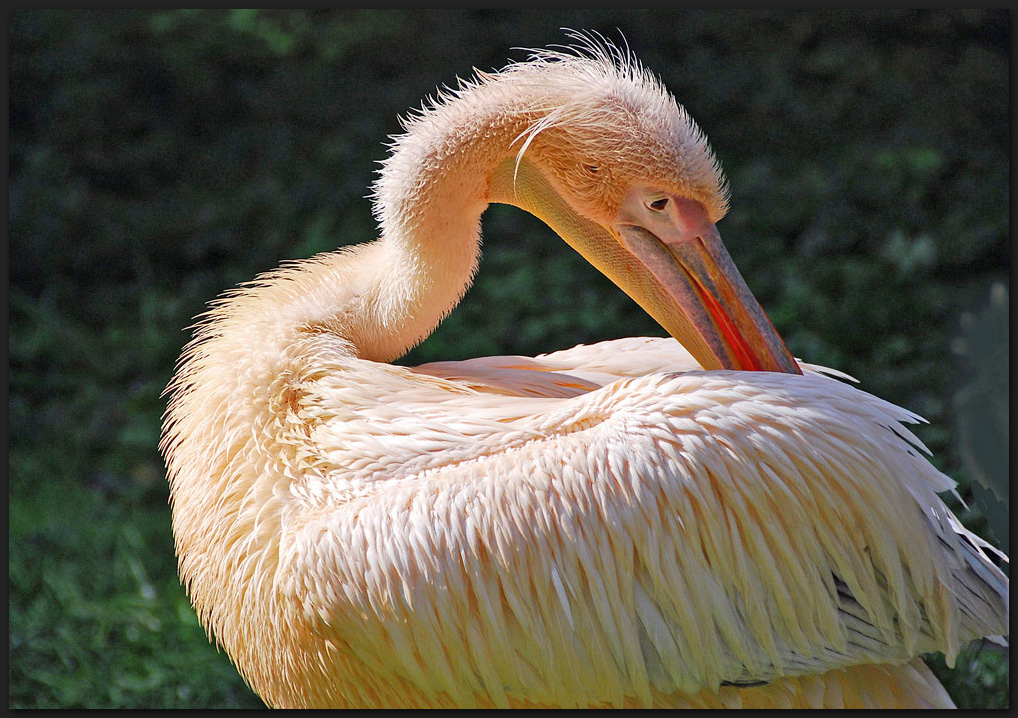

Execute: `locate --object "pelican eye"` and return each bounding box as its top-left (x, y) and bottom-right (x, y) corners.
top-left (583, 163), bottom-right (600, 175)
top-left (646, 197), bottom-right (669, 212)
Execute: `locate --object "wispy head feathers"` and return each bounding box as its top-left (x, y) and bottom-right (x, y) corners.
top-left (373, 32), bottom-right (730, 227)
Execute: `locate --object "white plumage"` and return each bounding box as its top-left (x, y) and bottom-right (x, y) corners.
top-left (162, 35), bottom-right (1007, 708)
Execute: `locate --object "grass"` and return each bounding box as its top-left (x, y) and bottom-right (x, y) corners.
top-left (9, 464), bottom-right (263, 709)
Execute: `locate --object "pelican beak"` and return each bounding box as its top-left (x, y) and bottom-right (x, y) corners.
top-left (487, 157), bottom-right (800, 373)
top-left (611, 189), bottom-right (801, 374)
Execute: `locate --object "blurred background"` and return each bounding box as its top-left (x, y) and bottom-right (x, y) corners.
top-left (9, 9), bottom-right (1008, 708)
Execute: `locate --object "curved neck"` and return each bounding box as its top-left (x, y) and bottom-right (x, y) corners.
top-left (323, 86), bottom-right (539, 362)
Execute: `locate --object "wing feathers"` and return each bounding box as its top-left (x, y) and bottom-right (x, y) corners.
top-left (284, 338), bottom-right (1007, 706)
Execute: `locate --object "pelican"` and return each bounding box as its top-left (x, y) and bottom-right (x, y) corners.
top-left (161, 35), bottom-right (1008, 708)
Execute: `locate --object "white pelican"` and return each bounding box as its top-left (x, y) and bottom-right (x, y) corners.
top-left (161, 35), bottom-right (1008, 708)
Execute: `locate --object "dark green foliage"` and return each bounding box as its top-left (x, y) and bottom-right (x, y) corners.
top-left (9, 9), bottom-right (1008, 708)
top-left (9, 476), bottom-right (265, 709)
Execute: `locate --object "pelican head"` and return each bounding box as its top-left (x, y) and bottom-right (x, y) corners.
top-left (476, 38), bottom-right (801, 374)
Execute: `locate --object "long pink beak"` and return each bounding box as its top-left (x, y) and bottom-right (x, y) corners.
top-left (613, 193), bottom-right (801, 374)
